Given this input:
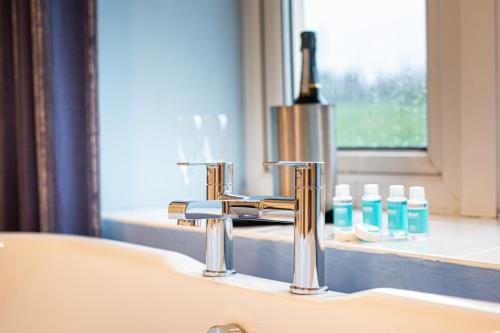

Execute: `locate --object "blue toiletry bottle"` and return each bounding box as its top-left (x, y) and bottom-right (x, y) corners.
top-left (362, 184), bottom-right (382, 229)
top-left (387, 185), bottom-right (408, 239)
top-left (333, 184), bottom-right (353, 232)
top-left (407, 186), bottom-right (429, 240)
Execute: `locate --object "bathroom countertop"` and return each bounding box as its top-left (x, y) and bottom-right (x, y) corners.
top-left (103, 209), bottom-right (500, 270)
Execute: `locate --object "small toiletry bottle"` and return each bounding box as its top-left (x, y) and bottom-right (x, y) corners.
top-left (362, 184), bottom-right (382, 229)
top-left (387, 185), bottom-right (408, 239)
top-left (333, 184), bottom-right (353, 232)
top-left (407, 186), bottom-right (429, 240)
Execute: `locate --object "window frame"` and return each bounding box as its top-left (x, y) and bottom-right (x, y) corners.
top-left (241, 0), bottom-right (498, 217)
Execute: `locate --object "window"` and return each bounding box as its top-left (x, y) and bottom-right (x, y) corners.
top-left (301, 0), bottom-right (427, 149)
top-left (242, 0), bottom-right (498, 217)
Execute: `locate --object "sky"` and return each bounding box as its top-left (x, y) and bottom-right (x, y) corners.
top-left (303, 0), bottom-right (426, 82)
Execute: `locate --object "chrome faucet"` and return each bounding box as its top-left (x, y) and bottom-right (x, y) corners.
top-left (168, 161), bottom-right (327, 295)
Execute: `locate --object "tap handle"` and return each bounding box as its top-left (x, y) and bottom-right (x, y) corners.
top-left (263, 161), bottom-right (323, 168)
top-left (177, 161), bottom-right (232, 167)
top-left (177, 161), bottom-right (233, 191)
top-left (264, 161), bottom-right (324, 188)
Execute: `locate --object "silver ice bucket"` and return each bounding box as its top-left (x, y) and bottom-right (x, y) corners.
top-left (269, 104), bottom-right (336, 213)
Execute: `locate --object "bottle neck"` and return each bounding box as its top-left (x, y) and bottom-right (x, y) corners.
top-left (295, 47), bottom-right (325, 104)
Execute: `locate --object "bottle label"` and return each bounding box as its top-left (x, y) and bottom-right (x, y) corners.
top-left (408, 208), bottom-right (429, 234)
top-left (334, 203), bottom-right (353, 227)
top-left (362, 200), bottom-right (382, 227)
top-left (388, 201), bottom-right (408, 231)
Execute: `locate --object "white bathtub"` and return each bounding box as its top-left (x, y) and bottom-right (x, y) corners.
top-left (0, 233), bottom-right (499, 333)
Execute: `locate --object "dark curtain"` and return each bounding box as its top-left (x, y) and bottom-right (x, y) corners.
top-left (0, 0), bottom-right (99, 236)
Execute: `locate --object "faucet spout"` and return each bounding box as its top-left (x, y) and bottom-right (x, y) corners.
top-left (169, 197), bottom-right (296, 222)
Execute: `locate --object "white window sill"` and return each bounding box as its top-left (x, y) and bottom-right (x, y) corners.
top-left (102, 209), bottom-right (500, 270)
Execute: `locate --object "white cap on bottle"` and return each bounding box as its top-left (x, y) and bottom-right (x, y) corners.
top-left (389, 185), bottom-right (405, 198)
top-left (364, 184), bottom-right (379, 196)
top-left (335, 184), bottom-right (350, 197)
top-left (409, 186), bottom-right (426, 201)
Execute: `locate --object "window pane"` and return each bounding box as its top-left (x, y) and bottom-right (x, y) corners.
top-left (303, 0), bottom-right (427, 149)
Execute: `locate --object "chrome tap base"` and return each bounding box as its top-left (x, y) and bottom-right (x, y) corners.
top-left (289, 285), bottom-right (328, 295)
top-left (203, 269), bottom-right (236, 277)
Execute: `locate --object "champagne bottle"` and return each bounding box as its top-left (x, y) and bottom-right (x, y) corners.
top-left (294, 31), bottom-right (327, 104)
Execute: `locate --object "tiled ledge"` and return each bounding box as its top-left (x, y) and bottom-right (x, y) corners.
top-left (102, 208), bottom-right (500, 303)
top-left (103, 209), bottom-right (500, 269)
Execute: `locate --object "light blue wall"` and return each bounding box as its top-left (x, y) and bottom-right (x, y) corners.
top-left (98, 0), bottom-right (244, 212)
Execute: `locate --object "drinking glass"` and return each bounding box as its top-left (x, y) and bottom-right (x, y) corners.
top-left (201, 114), bottom-right (228, 162)
top-left (175, 114), bottom-right (203, 199)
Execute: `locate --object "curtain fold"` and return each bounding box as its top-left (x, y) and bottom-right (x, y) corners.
top-left (0, 0), bottom-right (99, 236)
